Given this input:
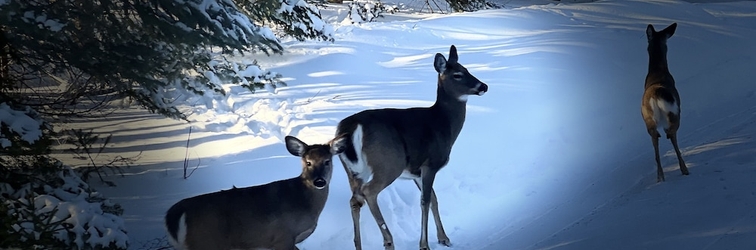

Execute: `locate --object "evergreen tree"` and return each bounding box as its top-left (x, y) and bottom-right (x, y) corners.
top-left (398, 0), bottom-right (496, 13)
top-left (0, 0), bottom-right (287, 121)
top-left (0, 0), bottom-right (334, 248)
top-left (236, 0), bottom-right (334, 42)
top-left (447, 0), bottom-right (494, 12)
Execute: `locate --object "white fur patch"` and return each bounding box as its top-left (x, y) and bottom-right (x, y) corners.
top-left (342, 125), bottom-right (373, 182)
top-left (650, 97), bottom-right (679, 130)
top-left (166, 213), bottom-right (187, 250)
top-left (656, 98), bottom-right (679, 115)
top-left (177, 213), bottom-right (187, 248)
top-left (460, 83), bottom-right (486, 101)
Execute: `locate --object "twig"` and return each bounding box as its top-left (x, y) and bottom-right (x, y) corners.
top-left (183, 126), bottom-right (192, 179)
top-left (182, 126), bottom-right (199, 179)
top-left (307, 89), bottom-right (322, 104)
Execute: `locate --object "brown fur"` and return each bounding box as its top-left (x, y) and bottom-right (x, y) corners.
top-left (641, 23), bottom-right (689, 182)
top-left (164, 136), bottom-right (347, 250)
top-left (335, 45), bottom-right (488, 250)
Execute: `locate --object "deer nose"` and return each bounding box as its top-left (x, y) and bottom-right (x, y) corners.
top-left (313, 178), bottom-right (327, 189)
top-left (477, 82), bottom-right (488, 96)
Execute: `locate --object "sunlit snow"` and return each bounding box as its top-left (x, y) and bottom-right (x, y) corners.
top-left (43, 0), bottom-right (756, 249)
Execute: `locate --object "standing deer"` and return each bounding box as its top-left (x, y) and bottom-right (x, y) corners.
top-left (164, 135), bottom-right (347, 250)
top-left (335, 45), bottom-right (488, 250)
top-left (641, 22), bottom-right (689, 182)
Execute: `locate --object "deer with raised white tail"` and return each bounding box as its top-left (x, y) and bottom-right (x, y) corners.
top-left (641, 22), bottom-right (689, 182)
top-left (164, 135), bottom-right (347, 250)
top-left (335, 45), bottom-right (488, 250)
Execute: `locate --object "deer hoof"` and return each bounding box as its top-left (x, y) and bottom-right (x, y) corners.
top-left (439, 238), bottom-right (452, 247)
top-left (384, 242), bottom-right (394, 250)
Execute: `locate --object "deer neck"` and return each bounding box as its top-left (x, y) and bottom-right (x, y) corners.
top-left (431, 79), bottom-right (467, 139)
top-left (647, 47), bottom-right (670, 75)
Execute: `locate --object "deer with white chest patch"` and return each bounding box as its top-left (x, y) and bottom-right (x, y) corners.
top-left (641, 22), bottom-right (689, 182)
top-left (164, 135), bottom-right (347, 250)
top-left (335, 45), bottom-right (488, 250)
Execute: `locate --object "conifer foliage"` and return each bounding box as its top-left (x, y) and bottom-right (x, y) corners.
top-left (0, 0), bottom-right (332, 248)
top-left (1, 0), bottom-right (288, 120)
top-left (237, 0), bottom-right (335, 41)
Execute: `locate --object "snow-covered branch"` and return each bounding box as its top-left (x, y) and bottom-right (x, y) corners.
top-left (1, 160), bottom-right (128, 249)
top-left (0, 102), bottom-right (50, 153)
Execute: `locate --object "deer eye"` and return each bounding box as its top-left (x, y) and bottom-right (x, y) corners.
top-left (306, 161), bottom-right (312, 167)
top-left (452, 72), bottom-right (463, 80)
top-left (324, 160), bottom-right (331, 165)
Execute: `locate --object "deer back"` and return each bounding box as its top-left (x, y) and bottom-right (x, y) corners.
top-left (164, 135), bottom-right (347, 250)
top-left (336, 45), bottom-right (488, 177)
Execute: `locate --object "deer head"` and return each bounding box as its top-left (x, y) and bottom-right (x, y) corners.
top-left (285, 135), bottom-right (347, 189)
top-left (434, 45), bottom-right (488, 102)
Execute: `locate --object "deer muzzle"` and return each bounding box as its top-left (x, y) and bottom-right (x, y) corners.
top-left (476, 82), bottom-right (488, 96)
top-left (313, 178), bottom-right (327, 189)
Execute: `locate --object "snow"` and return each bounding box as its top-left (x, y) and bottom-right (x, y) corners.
top-left (0, 103), bottom-right (45, 148)
top-left (2, 165), bottom-right (129, 249)
top-left (187, 0), bottom-right (280, 47)
top-left (275, 0), bottom-right (335, 41)
top-left (19, 10), bottom-right (66, 32)
top-left (45, 0), bottom-right (756, 249)
top-left (344, 6), bottom-right (364, 24)
top-left (173, 21), bottom-right (193, 32)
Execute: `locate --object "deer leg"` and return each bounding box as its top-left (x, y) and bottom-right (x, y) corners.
top-left (362, 180), bottom-right (395, 250)
top-left (668, 132), bottom-right (689, 175)
top-left (351, 193), bottom-right (366, 250)
top-left (419, 166), bottom-right (439, 250)
top-left (348, 175), bottom-right (366, 250)
top-left (650, 130), bottom-right (665, 182)
top-left (413, 179), bottom-right (450, 246)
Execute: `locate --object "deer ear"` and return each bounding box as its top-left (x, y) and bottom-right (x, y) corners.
top-left (646, 24), bottom-right (656, 41)
top-left (662, 22), bottom-right (677, 38)
top-left (448, 45), bottom-right (458, 63)
top-left (285, 136), bottom-right (307, 157)
top-left (330, 135), bottom-right (348, 155)
top-left (434, 53), bottom-right (447, 73)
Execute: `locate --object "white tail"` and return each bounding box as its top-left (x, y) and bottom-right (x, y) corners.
top-left (335, 45), bottom-right (488, 250)
top-left (641, 22), bottom-right (689, 182)
top-left (164, 135), bottom-right (347, 250)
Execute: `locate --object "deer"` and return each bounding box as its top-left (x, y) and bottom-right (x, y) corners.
top-left (334, 45), bottom-right (488, 250)
top-left (164, 135), bottom-right (347, 250)
top-left (641, 22), bottom-right (689, 182)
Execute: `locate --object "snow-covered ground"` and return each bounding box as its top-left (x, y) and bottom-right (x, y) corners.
top-left (50, 0), bottom-right (756, 249)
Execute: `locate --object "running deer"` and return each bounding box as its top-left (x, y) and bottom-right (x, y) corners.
top-left (335, 45), bottom-right (488, 250)
top-left (164, 135), bottom-right (347, 250)
top-left (641, 22), bottom-right (689, 182)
